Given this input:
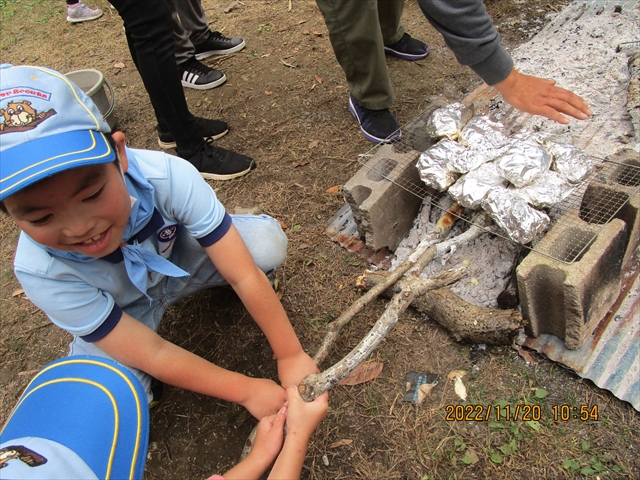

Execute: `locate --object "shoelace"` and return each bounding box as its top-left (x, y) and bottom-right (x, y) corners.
top-left (363, 108), bottom-right (393, 123)
top-left (210, 31), bottom-right (229, 41)
top-left (202, 137), bottom-right (226, 161)
top-left (183, 57), bottom-right (214, 75)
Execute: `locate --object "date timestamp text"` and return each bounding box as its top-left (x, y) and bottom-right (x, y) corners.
top-left (444, 404), bottom-right (598, 422)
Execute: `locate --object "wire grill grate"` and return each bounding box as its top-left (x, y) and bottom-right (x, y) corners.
top-left (357, 106), bottom-right (640, 264)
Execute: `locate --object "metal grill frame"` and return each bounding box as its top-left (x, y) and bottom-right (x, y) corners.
top-left (357, 106), bottom-right (640, 264)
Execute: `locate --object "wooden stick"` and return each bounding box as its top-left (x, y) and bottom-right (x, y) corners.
top-left (298, 230), bottom-right (487, 401)
top-left (312, 206), bottom-right (479, 365)
top-left (312, 237), bottom-right (438, 365)
top-left (300, 291), bottom-right (416, 401)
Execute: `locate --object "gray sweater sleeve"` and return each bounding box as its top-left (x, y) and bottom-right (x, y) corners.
top-left (417, 0), bottom-right (513, 86)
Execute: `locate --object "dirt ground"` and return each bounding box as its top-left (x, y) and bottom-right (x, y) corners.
top-left (1, 0), bottom-right (639, 478)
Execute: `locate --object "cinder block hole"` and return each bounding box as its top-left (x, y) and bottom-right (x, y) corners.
top-left (350, 185), bottom-right (372, 206)
top-left (612, 159), bottom-right (640, 187)
top-left (579, 185), bottom-right (629, 224)
top-left (366, 157), bottom-right (397, 182)
top-left (555, 227), bottom-right (595, 262)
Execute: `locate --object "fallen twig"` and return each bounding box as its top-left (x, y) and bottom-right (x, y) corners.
top-left (298, 267), bottom-right (466, 401)
top-left (300, 290), bottom-right (417, 401)
top-left (313, 205), bottom-right (474, 365)
top-left (298, 227), bottom-right (487, 401)
top-left (312, 240), bottom-right (437, 365)
top-left (280, 59), bottom-right (297, 68)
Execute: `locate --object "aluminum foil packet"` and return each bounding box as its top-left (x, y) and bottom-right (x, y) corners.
top-left (482, 187), bottom-right (550, 244)
top-left (416, 139), bottom-right (462, 190)
top-left (447, 148), bottom-right (486, 174)
top-left (544, 141), bottom-right (593, 183)
top-left (520, 171), bottom-right (575, 208)
top-left (426, 102), bottom-right (473, 141)
top-left (448, 162), bottom-right (507, 209)
top-left (460, 116), bottom-right (510, 152)
top-left (496, 140), bottom-right (553, 188)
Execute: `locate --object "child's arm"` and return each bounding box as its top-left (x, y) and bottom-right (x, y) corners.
top-left (208, 387), bottom-right (327, 480)
top-left (204, 224), bottom-right (319, 387)
top-left (268, 387), bottom-right (328, 479)
top-left (95, 312), bottom-right (286, 419)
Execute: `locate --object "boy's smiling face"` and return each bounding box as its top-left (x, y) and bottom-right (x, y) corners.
top-left (4, 147), bottom-right (131, 258)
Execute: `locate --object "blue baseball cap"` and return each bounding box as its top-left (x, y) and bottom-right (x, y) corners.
top-left (0, 64), bottom-right (115, 201)
top-left (0, 356), bottom-right (149, 479)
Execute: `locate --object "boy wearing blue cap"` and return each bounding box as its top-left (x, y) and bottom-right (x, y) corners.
top-left (0, 64), bottom-right (321, 420)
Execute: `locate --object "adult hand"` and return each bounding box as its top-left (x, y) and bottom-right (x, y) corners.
top-left (277, 350), bottom-right (319, 388)
top-left (494, 68), bottom-right (593, 124)
top-left (241, 378), bottom-right (287, 420)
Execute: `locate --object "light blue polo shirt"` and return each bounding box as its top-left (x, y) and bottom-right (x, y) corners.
top-left (13, 148), bottom-right (230, 339)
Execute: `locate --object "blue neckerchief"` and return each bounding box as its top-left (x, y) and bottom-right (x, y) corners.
top-left (39, 152), bottom-right (188, 297)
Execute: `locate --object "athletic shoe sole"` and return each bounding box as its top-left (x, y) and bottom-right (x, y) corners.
top-left (194, 39), bottom-right (247, 60)
top-left (157, 128), bottom-right (229, 150)
top-left (348, 97), bottom-right (401, 144)
top-left (383, 45), bottom-right (430, 61)
top-left (199, 161), bottom-right (256, 181)
top-left (181, 73), bottom-right (227, 90)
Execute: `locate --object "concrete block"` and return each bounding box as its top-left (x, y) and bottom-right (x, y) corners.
top-left (517, 212), bottom-right (627, 349)
top-left (583, 149), bottom-right (640, 269)
top-left (343, 144), bottom-right (423, 251)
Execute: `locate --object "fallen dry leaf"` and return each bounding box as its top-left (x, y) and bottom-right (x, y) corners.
top-left (308, 140), bottom-right (319, 149)
top-left (313, 30), bottom-right (323, 36)
top-left (453, 376), bottom-right (468, 401)
top-left (315, 75), bottom-right (323, 84)
top-left (114, 61), bottom-right (125, 69)
top-left (416, 382), bottom-right (438, 404)
top-left (338, 361), bottom-right (383, 386)
top-left (447, 370), bottom-right (467, 381)
top-left (329, 439), bottom-right (352, 448)
top-left (265, 90), bottom-right (273, 95)
top-left (277, 219), bottom-right (288, 229)
top-left (513, 345), bottom-right (535, 364)
top-left (325, 185), bottom-right (342, 194)
top-left (11, 288), bottom-right (25, 297)
top-left (293, 161), bottom-right (310, 168)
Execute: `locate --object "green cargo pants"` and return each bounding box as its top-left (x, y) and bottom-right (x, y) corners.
top-left (315, 0), bottom-right (406, 110)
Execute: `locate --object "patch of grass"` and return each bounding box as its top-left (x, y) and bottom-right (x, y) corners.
top-left (560, 439), bottom-right (627, 477)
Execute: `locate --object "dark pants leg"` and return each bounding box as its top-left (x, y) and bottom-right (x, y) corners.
top-left (109, 0), bottom-right (202, 157)
top-left (315, 0), bottom-right (405, 110)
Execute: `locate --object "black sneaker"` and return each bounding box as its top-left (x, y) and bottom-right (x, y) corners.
top-left (266, 271), bottom-right (280, 293)
top-left (348, 95), bottom-right (401, 144)
top-left (157, 116), bottom-right (229, 149)
top-left (185, 138), bottom-right (256, 180)
top-left (194, 31), bottom-right (246, 60)
top-left (179, 57), bottom-right (227, 90)
top-left (149, 377), bottom-right (164, 410)
top-left (384, 33), bottom-right (430, 61)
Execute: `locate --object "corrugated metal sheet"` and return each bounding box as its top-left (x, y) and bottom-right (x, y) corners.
top-left (519, 252), bottom-right (640, 411)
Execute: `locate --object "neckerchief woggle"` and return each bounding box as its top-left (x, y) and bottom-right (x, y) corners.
top-left (39, 152), bottom-right (188, 297)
